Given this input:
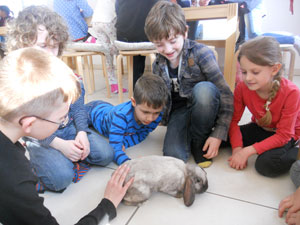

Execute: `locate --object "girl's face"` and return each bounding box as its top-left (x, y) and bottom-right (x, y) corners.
top-left (239, 56), bottom-right (281, 96)
top-left (34, 25), bottom-right (59, 57)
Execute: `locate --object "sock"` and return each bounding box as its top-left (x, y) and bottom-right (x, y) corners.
top-left (72, 162), bottom-right (91, 183)
top-left (110, 84), bottom-right (128, 94)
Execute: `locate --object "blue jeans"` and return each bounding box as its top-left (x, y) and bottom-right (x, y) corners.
top-left (163, 82), bottom-right (220, 162)
top-left (25, 123), bottom-right (114, 191)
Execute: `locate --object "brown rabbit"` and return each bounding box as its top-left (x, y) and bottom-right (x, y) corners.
top-left (121, 155), bottom-right (208, 206)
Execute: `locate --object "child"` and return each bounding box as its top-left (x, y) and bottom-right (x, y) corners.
top-left (88, 0), bottom-right (127, 94)
top-left (0, 47), bottom-right (133, 225)
top-left (6, 6), bottom-right (114, 192)
top-left (278, 160), bottom-right (300, 224)
top-left (86, 74), bottom-right (168, 165)
top-left (228, 36), bottom-right (300, 177)
top-left (53, 0), bottom-right (93, 41)
top-left (144, 1), bottom-right (234, 168)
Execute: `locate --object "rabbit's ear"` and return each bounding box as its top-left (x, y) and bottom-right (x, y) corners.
top-left (183, 176), bottom-right (195, 207)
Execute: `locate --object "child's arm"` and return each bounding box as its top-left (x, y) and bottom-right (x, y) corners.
top-left (71, 82), bottom-right (90, 160)
top-left (197, 45), bottom-right (234, 142)
top-left (253, 89), bottom-right (300, 154)
top-left (109, 113), bottom-right (131, 165)
top-left (50, 137), bottom-right (83, 162)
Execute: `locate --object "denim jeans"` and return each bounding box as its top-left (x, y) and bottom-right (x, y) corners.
top-left (25, 124), bottom-right (114, 191)
top-left (163, 82), bottom-right (220, 162)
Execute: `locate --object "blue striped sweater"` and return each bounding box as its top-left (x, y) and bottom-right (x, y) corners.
top-left (90, 101), bottom-right (162, 165)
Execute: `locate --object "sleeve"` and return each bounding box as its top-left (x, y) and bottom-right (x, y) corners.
top-left (253, 89), bottom-right (300, 154)
top-left (76, 198), bottom-right (117, 225)
top-left (3, 176), bottom-right (59, 225)
top-left (77, 0), bottom-right (94, 18)
top-left (176, 0), bottom-right (191, 7)
top-left (71, 82), bottom-right (89, 133)
top-left (229, 83), bottom-right (246, 149)
top-left (123, 114), bottom-right (162, 148)
top-left (109, 112), bottom-right (131, 165)
top-left (197, 45), bottom-right (234, 141)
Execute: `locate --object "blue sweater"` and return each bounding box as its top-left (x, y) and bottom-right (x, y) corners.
top-left (90, 101), bottom-right (162, 165)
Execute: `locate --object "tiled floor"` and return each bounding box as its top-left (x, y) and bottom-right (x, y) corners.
top-left (42, 70), bottom-right (300, 225)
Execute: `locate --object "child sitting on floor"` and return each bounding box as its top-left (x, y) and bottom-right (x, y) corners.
top-left (86, 74), bottom-right (168, 165)
top-left (228, 36), bottom-right (300, 177)
top-left (0, 47), bottom-right (133, 225)
top-left (144, 1), bottom-right (234, 168)
top-left (5, 6), bottom-right (114, 192)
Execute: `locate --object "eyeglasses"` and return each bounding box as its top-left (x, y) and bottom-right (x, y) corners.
top-left (19, 114), bottom-right (69, 128)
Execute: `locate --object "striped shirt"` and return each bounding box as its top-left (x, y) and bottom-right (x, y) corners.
top-left (90, 101), bottom-right (162, 165)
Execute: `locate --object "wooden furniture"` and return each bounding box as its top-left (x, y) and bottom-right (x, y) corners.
top-left (280, 44), bottom-right (296, 81)
top-left (183, 3), bottom-right (239, 91)
top-left (61, 51), bottom-right (110, 98)
top-left (117, 49), bottom-right (157, 103)
top-left (0, 26), bottom-right (7, 36)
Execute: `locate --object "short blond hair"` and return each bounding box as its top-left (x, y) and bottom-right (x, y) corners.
top-left (0, 47), bottom-right (80, 121)
top-left (145, 1), bottom-right (187, 42)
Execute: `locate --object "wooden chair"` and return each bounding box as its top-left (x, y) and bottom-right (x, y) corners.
top-left (183, 3), bottom-right (239, 91)
top-left (280, 44), bottom-right (296, 81)
top-left (61, 51), bottom-right (110, 98)
top-left (116, 49), bottom-right (157, 103)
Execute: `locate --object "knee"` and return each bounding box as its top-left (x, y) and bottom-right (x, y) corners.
top-left (87, 145), bottom-right (114, 166)
top-left (192, 82), bottom-right (220, 107)
top-left (45, 168), bottom-right (74, 192)
top-left (163, 146), bottom-right (189, 163)
top-left (255, 155), bottom-right (282, 177)
top-left (290, 161), bottom-right (300, 188)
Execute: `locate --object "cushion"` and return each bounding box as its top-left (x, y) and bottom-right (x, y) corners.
top-left (114, 40), bottom-right (156, 51)
top-left (66, 42), bottom-right (108, 54)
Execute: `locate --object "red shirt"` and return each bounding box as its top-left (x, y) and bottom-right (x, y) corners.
top-left (229, 78), bottom-right (300, 154)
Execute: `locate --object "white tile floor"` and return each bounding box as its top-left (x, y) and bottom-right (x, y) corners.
top-left (42, 71), bottom-right (300, 225)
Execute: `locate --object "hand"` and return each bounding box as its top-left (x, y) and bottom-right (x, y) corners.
top-left (202, 137), bottom-right (222, 159)
top-left (286, 211), bottom-right (300, 225)
top-left (104, 164), bottom-right (134, 208)
top-left (228, 146), bottom-right (256, 170)
top-left (199, 0), bottom-right (211, 6)
top-left (51, 138), bottom-right (83, 162)
top-left (122, 145), bottom-right (125, 152)
top-left (279, 187), bottom-right (300, 223)
top-left (75, 131), bottom-right (90, 160)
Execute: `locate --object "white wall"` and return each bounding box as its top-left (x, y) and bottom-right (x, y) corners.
top-left (261, 0), bottom-right (300, 74)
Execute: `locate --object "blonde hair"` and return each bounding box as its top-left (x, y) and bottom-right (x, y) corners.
top-left (5, 5), bottom-right (69, 56)
top-left (0, 47), bottom-right (80, 121)
top-left (238, 36), bottom-right (283, 127)
top-left (145, 1), bottom-right (187, 42)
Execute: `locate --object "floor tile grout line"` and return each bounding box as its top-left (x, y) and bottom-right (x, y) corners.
top-left (125, 206), bottom-right (140, 225)
top-left (206, 191), bottom-right (278, 210)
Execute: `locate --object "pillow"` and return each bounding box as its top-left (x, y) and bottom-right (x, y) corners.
top-left (114, 40), bottom-right (156, 51)
top-left (66, 42), bottom-right (109, 54)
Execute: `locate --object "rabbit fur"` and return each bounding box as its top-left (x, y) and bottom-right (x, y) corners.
top-left (121, 155), bottom-right (208, 206)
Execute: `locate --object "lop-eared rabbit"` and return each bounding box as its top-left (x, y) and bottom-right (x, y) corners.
top-left (122, 155), bottom-right (208, 206)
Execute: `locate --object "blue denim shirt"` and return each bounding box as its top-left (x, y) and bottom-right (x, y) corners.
top-left (53, 0), bottom-right (93, 40)
top-left (153, 39), bottom-right (234, 141)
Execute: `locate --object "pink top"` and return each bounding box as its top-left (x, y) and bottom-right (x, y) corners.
top-left (229, 78), bottom-right (300, 154)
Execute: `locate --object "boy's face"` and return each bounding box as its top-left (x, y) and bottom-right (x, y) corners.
top-left (28, 101), bottom-right (70, 140)
top-left (153, 31), bottom-right (187, 67)
top-left (34, 25), bottom-right (59, 57)
top-left (131, 98), bottom-right (163, 125)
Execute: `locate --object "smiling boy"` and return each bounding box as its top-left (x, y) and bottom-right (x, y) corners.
top-left (86, 74), bottom-right (168, 165)
top-left (145, 1), bottom-right (234, 167)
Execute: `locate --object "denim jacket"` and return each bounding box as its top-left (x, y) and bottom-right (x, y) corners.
top-left (153, 39), bottom-right (234, 141)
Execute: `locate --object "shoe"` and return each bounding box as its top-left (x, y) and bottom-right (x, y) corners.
top-left (191, 139), bottom-right (213, 168)
top-left (111, 84), bottom-right (128, 94)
